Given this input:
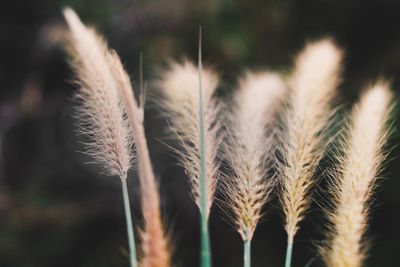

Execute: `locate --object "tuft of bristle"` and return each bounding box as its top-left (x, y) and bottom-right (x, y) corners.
top-left (279, 38), bottom-right (343, 245)
top-left (64, 8), bottom-right (170, 266)
top-left (322, 83), bottom-right (393, 267)
top-left (222, 71), bottom-right (285, 241)
top-left (107, 52), bottom-right (171, 267)
top-left (156, 60), bottom-right (221, 217)
top-left (63, 7), bottom-right (133, 179)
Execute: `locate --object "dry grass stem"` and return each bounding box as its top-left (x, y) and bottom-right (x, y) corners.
top-left (280, 38), bottom-right (343, 244)
top-left (156, 60), bottom-right (221, 217)
top-left (107, 52), bottom-right (171, 267)
top-left (222, 71), bottom-right (285, 241)
top-left (322, 83), bottom-right (393, 267)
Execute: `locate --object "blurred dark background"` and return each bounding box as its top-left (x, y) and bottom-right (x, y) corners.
top-left (1, 0), bottom-right (400, 266)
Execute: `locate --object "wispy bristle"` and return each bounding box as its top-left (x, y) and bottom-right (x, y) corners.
top-left (322, 83), bottom-right (393, 267)
top-left (279, 38), bottom-right (343, 244)
top-left (63, 7), bottom-right (133, 178)
top-left (222, 71), bottom-right (285, 241)
top-left (107, 51), bottom-right (171, 267)
top-left (156, 60), bottom-right (221, 217)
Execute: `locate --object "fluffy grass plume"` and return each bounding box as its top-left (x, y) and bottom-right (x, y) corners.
top-left (279, 38), bottom-right (343, 266)
top-left (322, 83), bottom-right (393, 267)
top-left (156, 60), bottom-right (221, 217)
top-left (63, 8), bottom-right (138, 267)
top-left (222, 71), bottom-right (285, 242)
top-left (64, 8), bottom-right (170, 267)
top-left (64, 8), bottom-right (137, 267)
top-left (63, 7), bottom-right (133, 179)
top-left (107, 50), bottom-right (171, 267)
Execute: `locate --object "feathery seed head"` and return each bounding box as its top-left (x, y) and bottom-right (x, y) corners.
top-left (290, 39), bottom-right (342, 108)
top-left (322, 82), bottom-right (393, 267)
top-left (63, 8), bottom-right (133, 178)
top-left (156, 60), bottom-right (221, 216)
top-left (105, 40), bottom-right (171, 267)
top-left (235, 71), bottom-right (285, 142)
top-left (280, 38), bottom-right (343, 244)
top-left (64, 8), bottom-right (171, 266)
top-left (221, 71), bottom-right (285, 241)
top-left (157, 60), bottom-right (218, 113)
top-left (139, 217), bottom-right (171, 267)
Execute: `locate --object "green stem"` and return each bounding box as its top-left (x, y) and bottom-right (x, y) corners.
top-left (121, 178), bottom-right (137, 267)
top-left (201, 214), bottom-right (211, 267)
top-left (244, 240), bottom-right (251, 267)
top-left (198, 26), bottom-right (211, 267)
top-left (284, 243), bottom-right (293, 267)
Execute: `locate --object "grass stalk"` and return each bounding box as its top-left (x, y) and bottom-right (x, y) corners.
top-left (244, 240), bottom-right (251, 267)
top-left (284, 243), bottom-right (293, 267)
top-left (121, 177), bottom-right (138, 267)
top-left (107, 50), bottom-right (171, 267)
top-left (304, 256), bottom-right (316, 267)
top-left (198, 26), bottom-right (211, 267)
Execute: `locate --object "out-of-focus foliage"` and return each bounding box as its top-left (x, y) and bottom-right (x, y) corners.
top-left (1, 0), bottom-right (400, 266)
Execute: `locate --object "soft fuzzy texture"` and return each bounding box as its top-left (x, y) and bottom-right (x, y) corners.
top-left (155, 60), bottom-right (221, 217)
top-left (107, 50), bottom-right (171, 267)
top-left (222, 71), bottom-right (285, 241)
top-left (322, 83), bottom-right (393, 267)
top-left (279, 38), bottom-right (343, 244)
top-left (63, 7), bottom-right (133, 178)
top-left (64, 8), bottom-right (170, 267)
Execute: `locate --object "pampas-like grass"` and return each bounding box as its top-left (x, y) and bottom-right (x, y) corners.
top-left (62, 9), bottom-right (396, 266)
top-left (222, 71), bottom-right (285, 241)
top-left (221, 71), bottom-right (285, 267)
top-left (107, 51), bottom-right (171, 267)
top-left (321, 83), bottom-right (393, 267)
top-left (63, 8), bottom-right (133, 179)
top-left (64, 8), bottom-right (170, 267)
top-left (62, 8), bottom-right (138, 267)
top-left (155, 60), bottom-right (221, 217)
top-left (279, 38), bottom-right (343, 266)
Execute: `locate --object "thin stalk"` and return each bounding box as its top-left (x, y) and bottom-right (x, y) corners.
top-left (140, 52), bottom-right (143, 93)
top-left (304, 256), bottom-right (316, 267)
top-left (121, 177), bottom-right (137, 267)
top-left (138, 52), bottom-right (147, 123)
top-left (284, 243), bottom-right (293, 267)
top-left (198, 26), bottom-right (211, 267)
top-left (244, 240), bottom-right (251, 267)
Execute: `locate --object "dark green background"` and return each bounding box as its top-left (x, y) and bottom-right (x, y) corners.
top-left (1, 0), bottom-right (400, 266)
